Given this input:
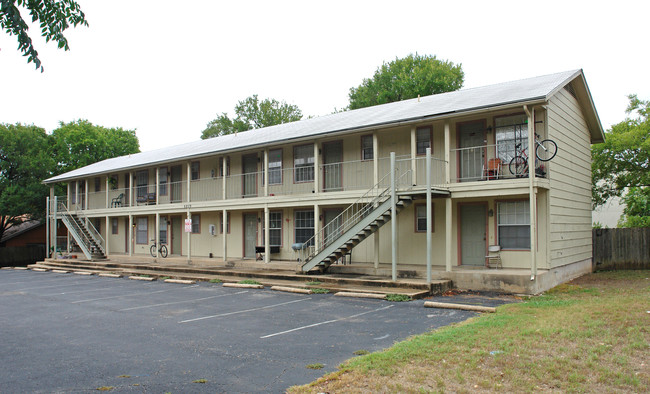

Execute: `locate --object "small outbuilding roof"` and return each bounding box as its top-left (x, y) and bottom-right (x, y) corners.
top-left (44, 69), bottom-right (603, 184)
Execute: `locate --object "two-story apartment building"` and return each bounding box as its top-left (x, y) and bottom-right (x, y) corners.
top-left (43, 69), bottom-right (604, 293)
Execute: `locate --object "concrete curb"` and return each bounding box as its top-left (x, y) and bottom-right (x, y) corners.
top-left (14, 267), bottom-right (29, 270)
top-left (335, 292), bottom-right (386, 300)
top-left (52, 269), bottom-right (70, 274)
top-left (31, 268), bottom-right (48, 272)
top-left (423, 301), bottom-right (496, 313)
top-left (73, 271), bottom-right (93, 276)
top-left (164, 279), bottom-right (196, 285)
top-left (271, 286), bottom-right (312, 294)
top-left (1, 267), bottom-right (14, 270)
top-left (98, 273), bottom-right (122, 278)
top-left (223, 283), bottom-right (264, 289)
top-left (129, 276), bottom-right (155, 281)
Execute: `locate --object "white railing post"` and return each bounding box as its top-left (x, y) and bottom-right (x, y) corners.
top-left (390, 152), bottom-right (397, 282)
top-left (264, 205), bottom-right (270, 263)
top-left (53, 196), bottom-right (58, 257)
top-left (426, 147), bottom-right (432, 283)
top-left (46, 197), bottom-right (50, 258)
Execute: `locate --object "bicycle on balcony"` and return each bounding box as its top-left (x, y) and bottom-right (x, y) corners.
top-left (150, 239), bottom-right (168, 258)
top-left (509, 133), bottom-right (557, 177)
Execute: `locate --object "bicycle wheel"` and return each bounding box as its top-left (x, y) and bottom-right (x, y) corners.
top-left (150, 244), bottom-right (156, 258)
top-left (536, 139), bottom-right (557, 161)
top-left (160, 244), bottom-right (168, 258)
top-left (509, 156), bottom-right (527, 177)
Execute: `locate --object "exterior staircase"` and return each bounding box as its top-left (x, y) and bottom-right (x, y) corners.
top-left (300, 171), bottom-right (414, 273)
top-left (57, 202), bottom-right (106, 261)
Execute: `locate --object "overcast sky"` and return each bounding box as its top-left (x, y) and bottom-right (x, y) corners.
top-left (1, 0), bottom-right (648, 152)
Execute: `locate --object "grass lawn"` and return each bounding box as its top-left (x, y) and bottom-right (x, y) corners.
top-left (290, 270), bottom-right (649, 393)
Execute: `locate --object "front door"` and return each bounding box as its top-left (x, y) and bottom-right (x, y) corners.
top-left (243, 213), bottom-right (257, 259)
top-left (242, 155), bottom-right (258, 198)
top-left (460, 204), bottom-right (487, 266)
top-left (323, 209), bottom-right (343, 246)
top-left (322, 141), bottom-right (342, 191)
top-left (171, 216), bottom-right (182, 255)
top-left (458, 121), bottom-right (485, 182)
top-left (170, 165), bottom-right (182, 203)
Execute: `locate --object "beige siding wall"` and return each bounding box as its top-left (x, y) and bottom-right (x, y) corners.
top-left (547, 87), bottom-right (593, 268)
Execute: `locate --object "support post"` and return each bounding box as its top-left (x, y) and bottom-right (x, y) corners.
top-left (313, 143), bottom-right (319, 194)
top-left (222, 157), bottom-right (227, 200)
top-left (84, 179), bottom-right (88, 211)
top-left (445, 197), bottom-right (452, 272)
top-left (75, 181), bottom-right (79, 211)
top-left (128, 214), bottom-right (132, 256)
top-left (410, 127), bottom-right (417, 182)
top-left (222, 209), bottom-right (227, 262)
top-left (156, 167), bottom-right (160, 205)
top-left (105, 216), bottom-right (110, 256)
top-left (524, 105), bottom-right (537, 280)
top-left (187, 209), bottom-right (191, 264)
top-left (264, 205), bottom-right (270, 263)
top-left (155, 213), bottom-right (160, 258)
top-left (314, 204), bottom-right (320, 253)
top-left (105, 177), bottom-right (109, 208)
top-left (390, 152), bottom-right (397, 282)
top-left (46, 197), bottom-right (50, 258)
top-left (426, 147), bottom-right (432, 283)
top-left (373, 132), bottom-right (379, 185)
top-left (53, 196), bottom-right (58, 257)
top-left (186, 162), bottom-right (191, 203)
top-left (264, 149), bottom-right (269, 197)
top-left (444, 121), bottom-right (451, 184)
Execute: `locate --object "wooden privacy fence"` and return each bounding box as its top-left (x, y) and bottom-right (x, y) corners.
top-left (592, 228), bottom-right (650, 270)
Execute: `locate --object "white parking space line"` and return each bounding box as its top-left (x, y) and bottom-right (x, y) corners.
top-left (71, 285), bottom-right (198, 304)
top-left (179, 298), bottom-right (310, 324)
top-left (0, 276), bottom-right (79, 287)
top-left (260, 305), bottom-right (394, 339)
top-left (119, 290), bottom-right (249, 311)
top-left (42, 285), bottom-right (130, 296)
top-left (9, 279), bottom-right (111, 292)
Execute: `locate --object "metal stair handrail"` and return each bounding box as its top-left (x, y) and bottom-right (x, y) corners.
top-left (56, 201), bottom-right (105, 256)
top-left (70, 205), bottom-right (106, 255)
top-left (300, 168), bottom-right (412, 264)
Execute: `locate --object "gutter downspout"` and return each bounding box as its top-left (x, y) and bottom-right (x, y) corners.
top-left (524, 105), bottom-right (537, 281)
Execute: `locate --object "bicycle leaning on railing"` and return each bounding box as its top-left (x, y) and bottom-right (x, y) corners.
top-left (509, 133), bottom-right (558, 177)
top-left (150, 239), bottom-right (168, 258)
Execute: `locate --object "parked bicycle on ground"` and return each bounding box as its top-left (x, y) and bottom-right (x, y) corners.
top-left (150, 239), bottom-right (168, 258)
top-left (509, 133), bottom-right (558, 176)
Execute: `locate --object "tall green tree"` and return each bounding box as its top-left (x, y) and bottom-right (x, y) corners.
top-left (201, 95), bottom-right (303, 139)
top-left (348, 53), bottom-right (464, 110)
top-left (1, 0), bottom-right (89, 72)
top-left (0, 123), bottom-right (54, 242)
top-left (592, 94), bottom-right (650, 208)
top-left (51, 119), bottom-right (140, 175)
top-left (617, 187), bottom-right (650, 228)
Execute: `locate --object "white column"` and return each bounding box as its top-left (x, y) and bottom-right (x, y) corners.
top-left (525, 106), bottom-right (537, 279)
top-left (84, 179), bottom-right (88, 211)
top-left (156, 167), bottom-right (160, 205)
top-left (410, 127), bottom-right (417, 182)
top-left (105, 216), bottom-right (110, 256)
top-left (67, 183), bottom-right (71, 208)
top-left (75, 181), bottom-right (79, 211)
top-left (53, 196), bottom-right (57, 256)
top-left (186, 209), bottom-right (191, 263)
top-left (186, 162), bottom-right (191, 203)
top-left (129, 172), bottom-right (134, 207)
top-left (445, 198), bottom-right (452, 272)
top-left (313, 143), bottom-right (319, 194)
top-left (264, 205), bottom-right (270, 263)
top-left (155, 213), bottom-right (160, 258)
top-left (222, 157), bottom-right (227, 200)
top-left (444, 121), bottom-right (451, 184)
top-left (313, 204), bottom-right (320, 253)
top-left (264, 149), bottom-right (269, 197)
top-left (105, 177), bottom-right (109, 208)
top-left (222, 209), bottom-right (227, 262)
top-left (128, 214), bottom-right (132, 256)
top-left (390, 152), bottom-right (397, 282)
top-left (426, 147), bottom-right (432, 283)
top-left (373, 132), bottom-right (379, 185)
top-left (46, 197), bottom-right (50, 258)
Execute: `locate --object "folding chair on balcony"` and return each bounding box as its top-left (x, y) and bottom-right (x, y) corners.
top-left (483, 158), bottom-right (502, 180)
top-left (485, 245), bottom-right (502, 269)
top-left (111, 193), bottom-right (124, 207)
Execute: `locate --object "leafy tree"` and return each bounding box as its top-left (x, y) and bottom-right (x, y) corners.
top-left (617, 187), bottom-right (650, 228)
top-left (201, 95), bottom-right (303, 139)
top-left (348, 53), bottom-right (464, 110)
top-left (51, 119), bottom-right (140, 175)
top-left (0, 123), bottom-right (54, 242)
top-left (0, 0), bottom-right (89, 72)
top-left (592, 95), bottom-right (650, 207)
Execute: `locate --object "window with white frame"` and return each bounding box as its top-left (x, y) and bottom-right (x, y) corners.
top-left (262, 212), bottom-right (282, 246)
top-left (136, 217), bottom-right (148, 244)
top-left (191, 162), bottom-right (200, 180)
top-left (495, 114), bottom-right (528, 163)
top-left (416, 127), bottom-right (431, 155)
top-left (415, 204), bottom-right (434, 232)
top-left (136, 170), bottom-right (148, 198)
top-left (293, 145), bottom-right (314, 183)
top-left (191, 214), bottom-right (200, 233)
top-left (269, 149), bottom-right (282, 185)
top-left (361, 135), bottom-right (373, 160)
top-left (294, 210), bottom-right (314, 245)
top-left (497, 200), bottom-right (530, 249)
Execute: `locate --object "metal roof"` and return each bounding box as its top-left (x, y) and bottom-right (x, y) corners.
top-left (44, 69), bottom-right (599, 183)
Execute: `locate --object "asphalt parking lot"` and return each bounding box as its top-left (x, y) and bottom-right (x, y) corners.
top-left (0, 269), bottom-right (502, 393)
